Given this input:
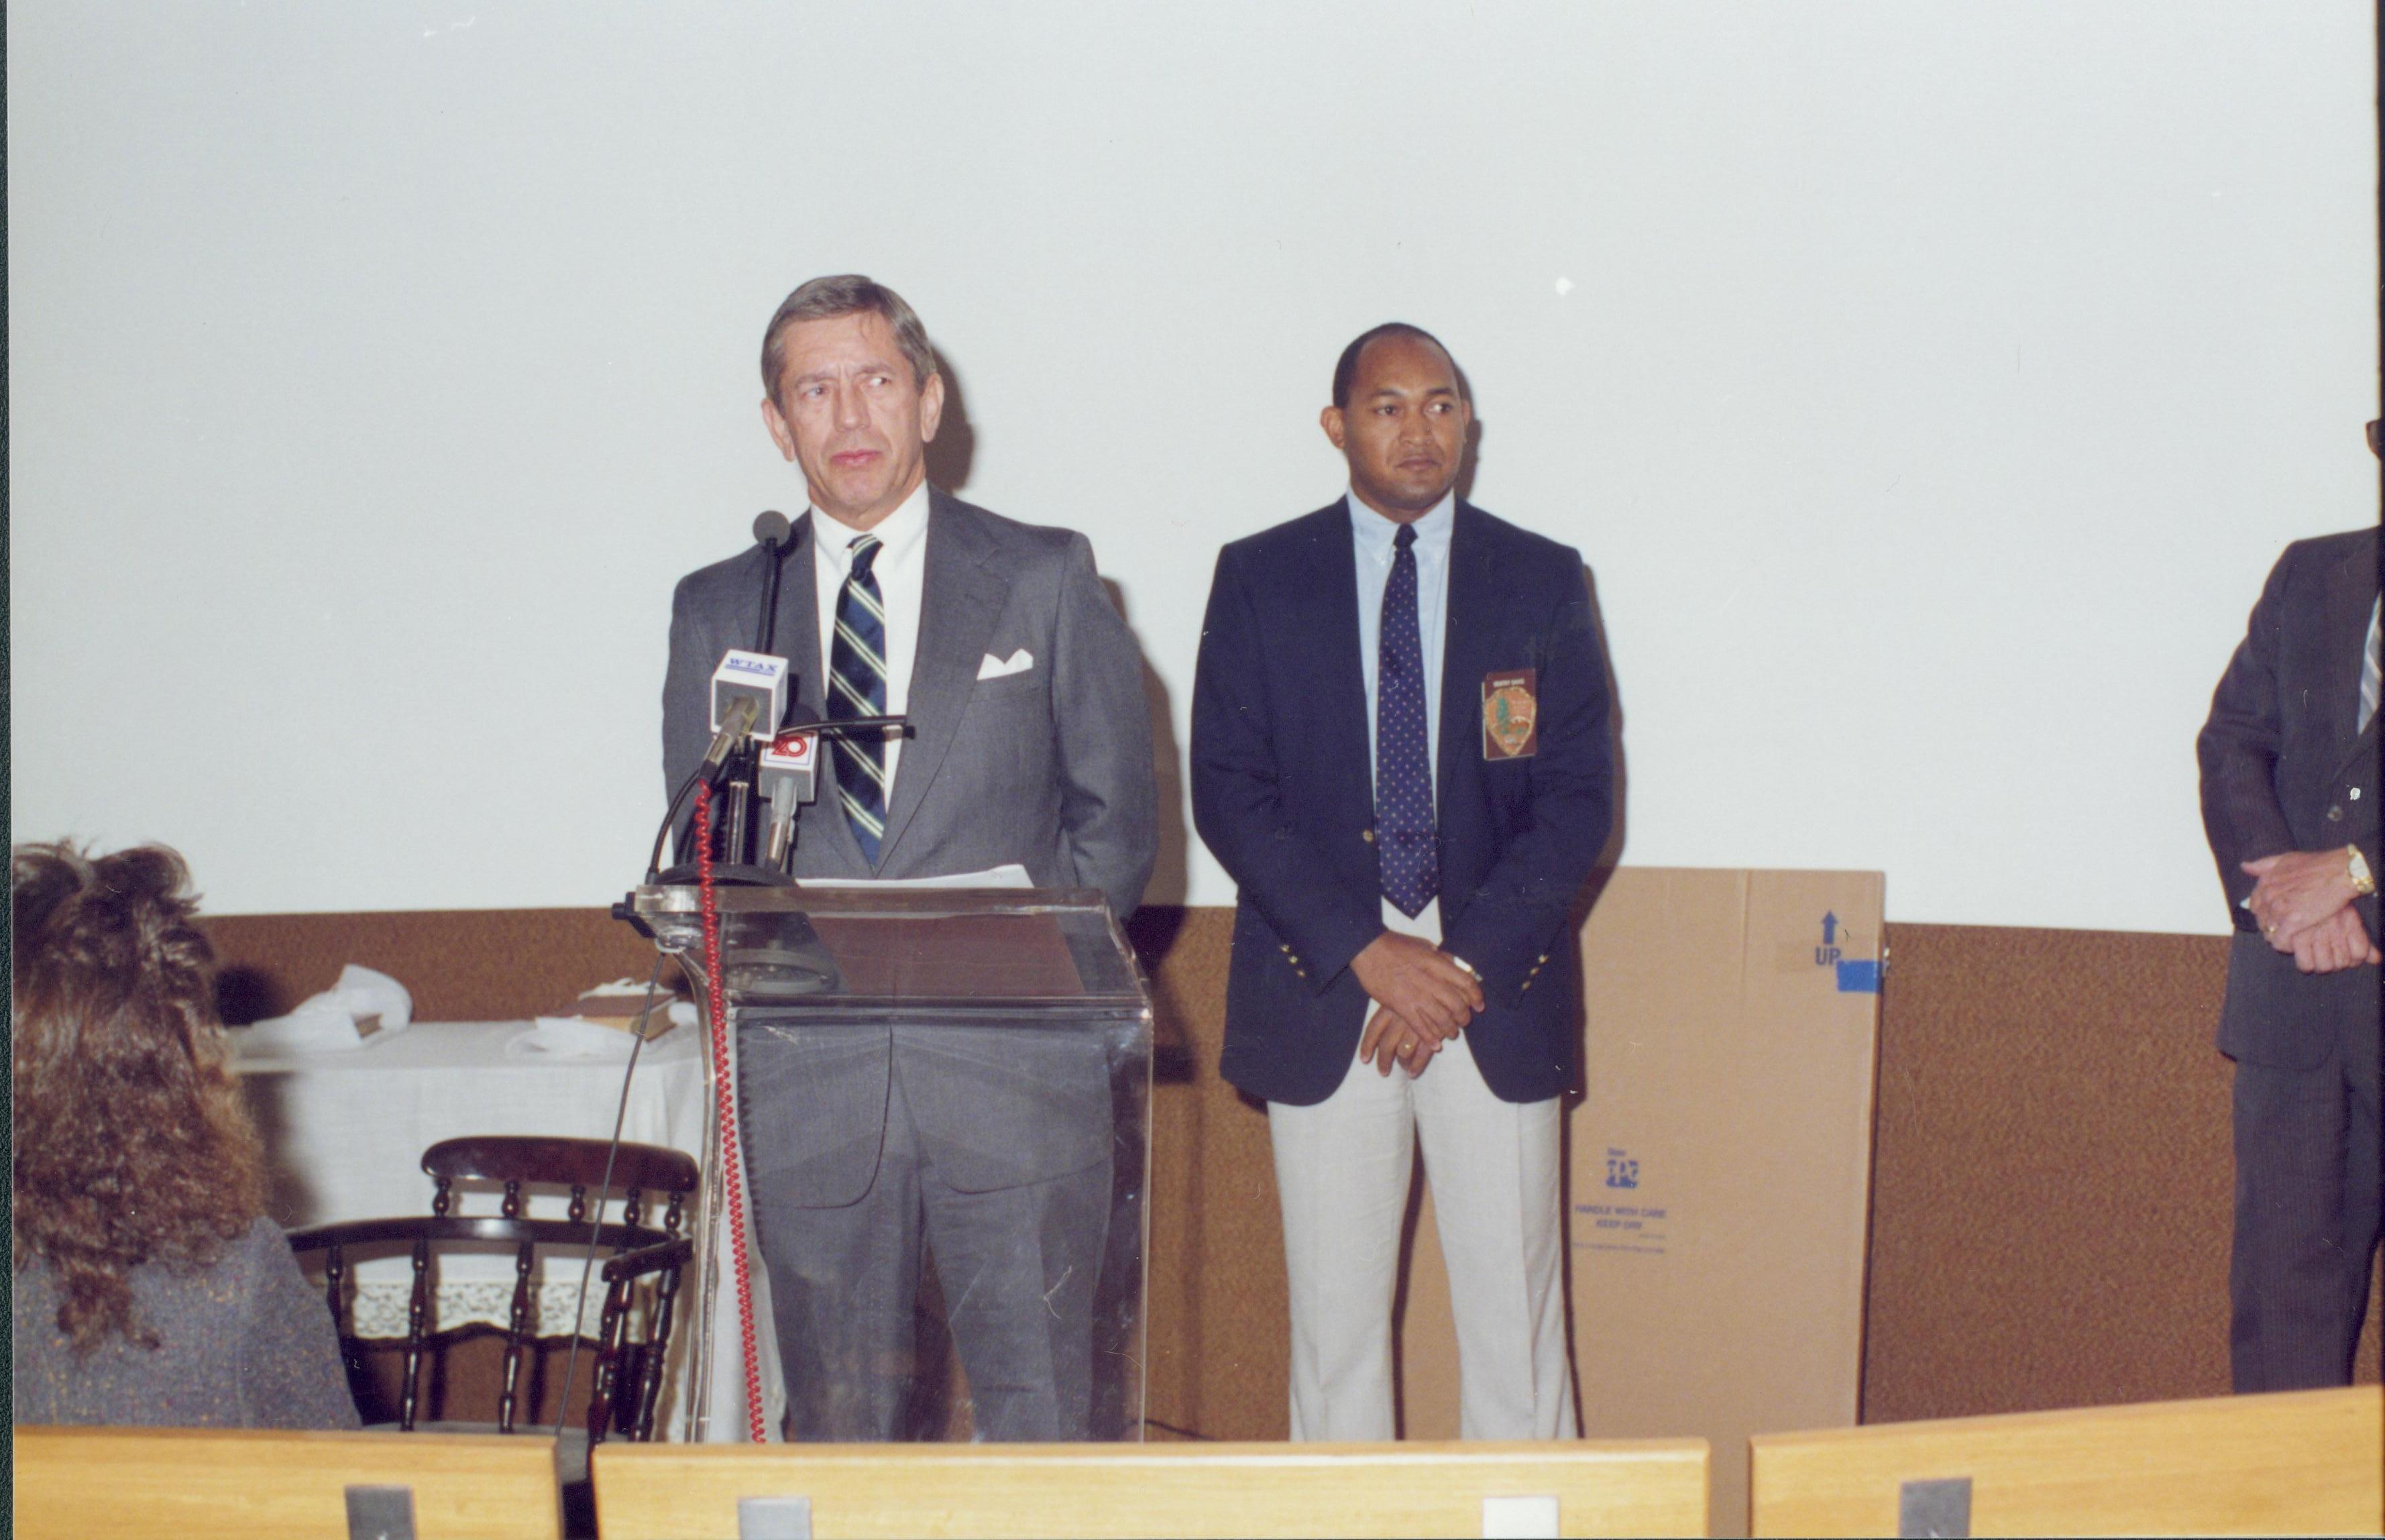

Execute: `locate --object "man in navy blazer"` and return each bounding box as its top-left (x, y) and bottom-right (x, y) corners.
top-left (1190, 323), bottom-right (1614, 1439)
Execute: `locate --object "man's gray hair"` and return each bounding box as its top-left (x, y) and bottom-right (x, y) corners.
top-left (760, 274), bottom-right (938, 403)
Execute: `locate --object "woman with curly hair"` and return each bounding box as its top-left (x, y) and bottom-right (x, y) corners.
top-left (11, 840), bottom-right (358, 1429)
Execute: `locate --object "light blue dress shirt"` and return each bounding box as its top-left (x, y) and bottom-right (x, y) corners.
top-left (1351, 490), bottom-right (1455, 800)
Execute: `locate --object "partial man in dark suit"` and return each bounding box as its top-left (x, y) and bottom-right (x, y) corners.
top-left (1190, 323), bottom-right (1614, 1439)
top-left (663, 275), bottom-right (1156, 1439)
top-left (2197, 420), bottom-right (2382, 1392)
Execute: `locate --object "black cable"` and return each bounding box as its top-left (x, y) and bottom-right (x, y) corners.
top-left (551, 955), bottom-right (669, 1440)
top-left (648, 769), bottom-right (706, 882)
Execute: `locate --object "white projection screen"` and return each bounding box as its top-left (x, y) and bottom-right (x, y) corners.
top-left (8, 2), bottom-right (2378, 931)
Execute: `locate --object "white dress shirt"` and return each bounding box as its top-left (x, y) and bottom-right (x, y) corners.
top-left (1349, 489), bottom-right (1455, 940)
top-left (813, 480), bottom-right (930, 789)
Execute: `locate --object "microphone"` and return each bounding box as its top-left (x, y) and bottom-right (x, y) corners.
top-left (758, 727), bottom-right (820, 868)
top-left (651, 684), bottom-right (801, 887)
top-left (700, 695), bottom-right (759, 776)
top-left (753, 509), bottom-right (792, 549)
top-left (710, 651), bottom-right (789, 753)
top-left (709, 650), bottom-right (787, 868)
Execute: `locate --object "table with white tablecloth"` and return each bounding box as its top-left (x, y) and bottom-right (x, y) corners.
top-left (233, 1020), bottom-right (782, 1441)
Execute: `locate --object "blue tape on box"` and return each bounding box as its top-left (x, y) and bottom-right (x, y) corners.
top-left (1836, 958), bottom-right (1880, 993)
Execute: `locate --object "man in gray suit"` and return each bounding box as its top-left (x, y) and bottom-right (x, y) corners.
top-left (662, 274), bottom-right (1156, 1439)
top-left (2197, 422), bottom-right (2381, 1392)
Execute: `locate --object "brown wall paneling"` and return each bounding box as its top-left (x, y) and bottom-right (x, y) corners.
top-left (1865, 922), bottom-right (2381, 1423)
top-left (203, 905), bottom-right (2380, 1441)
top-left (203, 907), bottom-right (663, 1026)
top-left (1125, 909), bottom-right (1292, 1440)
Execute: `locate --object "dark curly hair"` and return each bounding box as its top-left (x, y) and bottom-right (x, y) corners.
top-left (11, 841), bottom-right (266, 1352)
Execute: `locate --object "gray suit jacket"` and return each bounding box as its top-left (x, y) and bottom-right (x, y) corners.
top-left (662, 490), bottom-right (1158, 1203)
top-left (2198, 527), bottom-right (2382, 1071)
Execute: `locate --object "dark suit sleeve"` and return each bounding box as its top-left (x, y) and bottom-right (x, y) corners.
top-left (2197, 548), bottom-right (2301, 928)
top-left (1441, 563), bottom-right (1614, 999)
top-left (1190, 545), bottom-right (1384, 988)
top-left (1048, 533), bottom-right (1158, 918)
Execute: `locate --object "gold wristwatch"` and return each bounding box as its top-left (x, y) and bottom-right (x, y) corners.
top-left (2349, 844), bottom-right (2376, 897)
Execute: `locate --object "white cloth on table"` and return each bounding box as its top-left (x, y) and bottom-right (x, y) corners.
top-left (234, 1019), bottom-right (779, 1441)
top-left (236, 1021), bottom-right (704, 1231)
top-left (508, 1016), bottom-right (647, 1060)
top-left (238, 963), bottom-right (416, 1053)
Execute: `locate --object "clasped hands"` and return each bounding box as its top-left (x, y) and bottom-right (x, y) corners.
top-left (2241, 850), bottom-right (2381, 974)
top-left (1349, 931), bottom-right (1486, 1079)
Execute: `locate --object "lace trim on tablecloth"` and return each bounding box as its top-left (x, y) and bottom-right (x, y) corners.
top-left (347, 1280), bottom-right (653, 1340)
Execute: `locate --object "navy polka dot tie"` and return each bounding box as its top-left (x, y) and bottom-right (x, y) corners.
top-left (1377, 523), bottom-right (1437, 917)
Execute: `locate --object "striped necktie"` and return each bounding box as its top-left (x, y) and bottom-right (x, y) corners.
top-left (2361, 595), bottom-right (2381, 736)
top-left (1376, 523), bottom-right (1438, 917)
top-left (828, 534), bottom-right (889, 861)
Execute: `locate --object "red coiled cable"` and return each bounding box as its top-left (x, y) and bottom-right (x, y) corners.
top-left (695, 782), bottom-right (769, 1443)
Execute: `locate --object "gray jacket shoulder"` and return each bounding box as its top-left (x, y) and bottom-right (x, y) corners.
top-left (930, 489), bottom-right (1094, 565)
top-left (672, 541), bottom-right (775, 618)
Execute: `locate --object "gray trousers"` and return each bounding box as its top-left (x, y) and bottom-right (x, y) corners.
top-left (2229, 1009), bottom-right (2383, 1392)
top-left (741, 1050), bottom-right (1110, 1441)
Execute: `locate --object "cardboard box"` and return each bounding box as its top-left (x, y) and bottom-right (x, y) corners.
top-left (1398, 868), bottom-right (1883, 1539)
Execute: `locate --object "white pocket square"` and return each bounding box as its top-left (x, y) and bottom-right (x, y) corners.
top-left (977, 649), bottom-right (1035, 681)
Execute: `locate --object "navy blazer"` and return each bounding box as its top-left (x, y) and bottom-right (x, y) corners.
top-left (1190, 500), bottom-right (1616, 1106)
top-left (2197, 527), bottom-right (2382, 1070)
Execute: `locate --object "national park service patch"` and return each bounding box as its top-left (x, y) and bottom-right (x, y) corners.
top-left (1482, 668), bottom-right (1539, 759)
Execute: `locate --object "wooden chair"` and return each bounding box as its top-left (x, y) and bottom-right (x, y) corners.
top-left (1748, 1384), bottom-right (2383, 1537)
top-left (288, 1136), bottom-right (698, 1446)
top-left (14, 1426), bottom-right (560, 1540)
top-left (592, 1438), bottom-right (1712, 1539)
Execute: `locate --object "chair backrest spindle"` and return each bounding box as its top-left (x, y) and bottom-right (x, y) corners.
top-left (631, 1260), bottom-right (685, 1440)
top-left (400, 1235), bottom-right (432, 1432)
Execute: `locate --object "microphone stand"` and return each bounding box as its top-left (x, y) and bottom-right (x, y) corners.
top-left (643, 714), bottom-right (910, 896)
top-left (755, 519), bottom-right (790, 657)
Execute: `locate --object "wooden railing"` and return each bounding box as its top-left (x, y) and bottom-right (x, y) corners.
top-left (592, 1437), bottom-right (1712, 1539)
top-left (1749, 1386), bottom-right (2382, 1537)
top-left (13, 1426), bottom-right (561, 1540)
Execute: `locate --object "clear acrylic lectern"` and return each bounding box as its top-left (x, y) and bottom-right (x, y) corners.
top-left (625, 883), bottom-right (1153, 1443)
